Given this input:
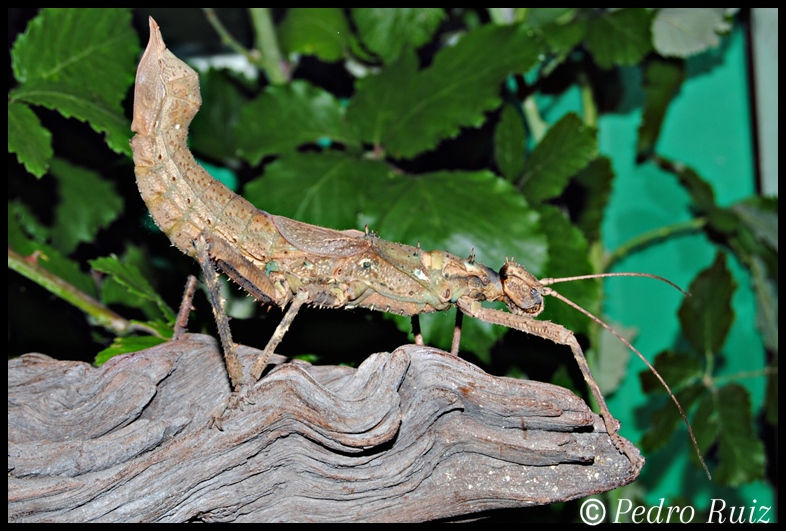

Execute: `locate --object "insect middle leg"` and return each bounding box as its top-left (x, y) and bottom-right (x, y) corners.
top-left (412, 311), bottom-right (463, 355)
top-left (412, 316), bottom-right (425, 346)
top-left (450, 311), bottom-right (463, 355)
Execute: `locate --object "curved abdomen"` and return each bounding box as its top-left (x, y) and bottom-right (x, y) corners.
top-left (131, 18), bottom-right (276, 262)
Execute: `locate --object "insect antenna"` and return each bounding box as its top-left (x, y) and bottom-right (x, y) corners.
top-left (540, 274), bottom-right (711, 480)
top-left (541, 271), bottom-right (689, 297)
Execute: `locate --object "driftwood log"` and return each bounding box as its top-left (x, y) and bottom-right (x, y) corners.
top-left (8, 334), bottom-right (641, 522)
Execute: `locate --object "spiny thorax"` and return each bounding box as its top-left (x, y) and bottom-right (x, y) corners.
top-left (433, 251), bottom-right (505, 304)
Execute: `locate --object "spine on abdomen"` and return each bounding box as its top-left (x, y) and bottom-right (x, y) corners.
top-left (130, 18), bottom-right (271, 258)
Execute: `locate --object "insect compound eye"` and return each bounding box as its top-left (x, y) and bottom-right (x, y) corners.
top-left (507, 284), bottom-right (541, 315)
top-left (528, 286), bottom-right (544, 313)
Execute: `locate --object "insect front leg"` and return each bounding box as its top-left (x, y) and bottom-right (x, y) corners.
top-left (455, 298), bottom-right (644, 472)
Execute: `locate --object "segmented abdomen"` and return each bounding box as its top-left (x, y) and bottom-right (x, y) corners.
top-left (131, 18), bottom-right (276, 261)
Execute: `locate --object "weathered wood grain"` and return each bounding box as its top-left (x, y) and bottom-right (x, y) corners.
top-left (8, 335), bottom-right (641, 522)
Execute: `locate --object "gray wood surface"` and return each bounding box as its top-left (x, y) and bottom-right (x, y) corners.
top-left (8, 334), bottom-right (641, 522)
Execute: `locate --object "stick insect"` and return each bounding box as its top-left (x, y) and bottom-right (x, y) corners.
top-left (131, 17), bottom-right (708, 477)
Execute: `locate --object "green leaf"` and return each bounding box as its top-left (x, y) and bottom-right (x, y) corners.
top-left (100, 245), bottom-right (170, 322)
top-left (494, 104), bottom-right (527, 182)
top-left (347, 49), bottom-right (419, 149)
top-left (655, 156), bottom-right (738, 232)
top-left (279, 8), bottom-right (353, 62)
top-left (535, 10), bottom-right (587, 55)
top-left (732, 197), bottom-right (778, 253)
top-left (352, 8), bottom-right (445, 64)
top-left (641, 382), bottom-right (705, 451)
top-left (190, 69), bottom-right (248, 163)
top-left (639, 349), bottom-right (703, 395)
top-left (9, 8), bottom-right (140, 156)
top-left (348, 24), bottom-right (540, 158)
top-left (49, 158), bottom-right (123, 255)
top-left (690, 390), bottom-right (720, 461)
top-left (94, 334), bottom-right (169, 366)
top-left (235, 80), bottom-right (354, 165)
top-left (90, 255), bottom-right (176, 324)
top-left (8, 200), bottom-right (51, 243)
top-left (637, 59), bottom-right (685, 160)
top-left (537, 204), bottom-right (598, 335)
top-left (749, 255), bottom-right (778, 355)
top-left (244, 152), bottom-right (392, 229)
top-left (9, 202), bottom-right (97, 298)
top-left (8, 101), bottom-right (53, 178)
top-left (584, 9), bottom-right (653, 70)
top-left (657, 157), bottom-right (716, 213)
top-left (652, 8), bottom-right (732, 58)
top-left (572, 156), bottom-right (614, 243)
top-left (678, 253), bottom-right (736, 355)
top-left (524, 8), bottom-right (576, 29)
top-left (593, 321), bottom-right (636, 395)
top-left (520, 113), bottom-right (597, 204)
top-left (729, 198), bottom-right (778, 354)
top-left (765, 352), bottom-right (778, 426)
top-left (363, 170), bottom-right (546, 271)
top-left (714, 384), bottom-right (766, 485)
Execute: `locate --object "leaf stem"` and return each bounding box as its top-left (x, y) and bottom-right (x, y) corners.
top-left (710, 366), bottom-right (778, 387)
top-left (604, 218), bottom-right (708, 270)
top-left (248, 8), bottom-right (288, 84)
top-left (522, 95), bottom-right (547, 144)
top-left (202, 8), bottom-right (259, 65)
top-left (8, 247), bottom-right (159, 337)
top-left (578, 71), bottom-right (597, 128)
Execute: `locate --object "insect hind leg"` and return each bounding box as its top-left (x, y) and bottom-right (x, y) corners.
top-left (195, 234), bottom-right (245, 391)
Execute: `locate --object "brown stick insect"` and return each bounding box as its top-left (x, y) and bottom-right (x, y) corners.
top-left (131, 17), bottom-right (709, 477)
